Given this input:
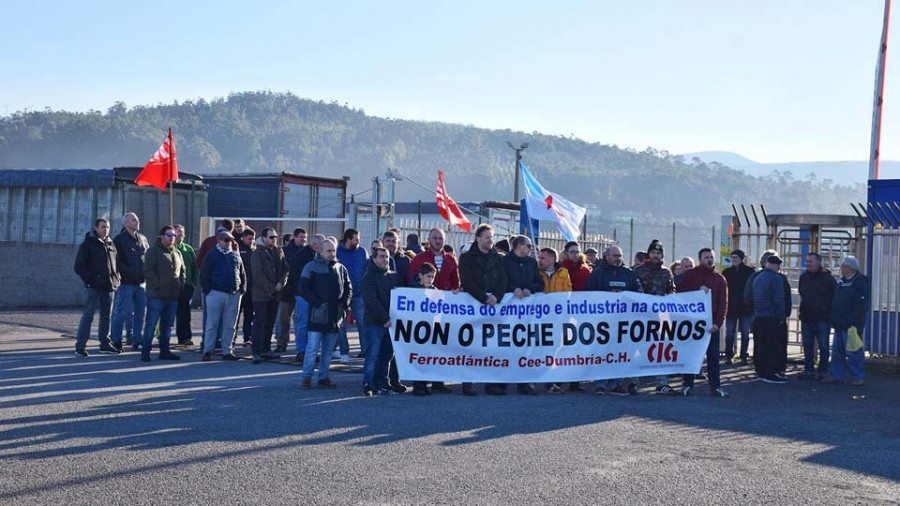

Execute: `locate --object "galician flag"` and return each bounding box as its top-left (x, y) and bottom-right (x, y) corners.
top-left (520, 163), bottom-right (586, 241)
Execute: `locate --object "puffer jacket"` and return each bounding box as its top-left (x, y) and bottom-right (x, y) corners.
top-left (459, 243), bottom-right (508, 304)
top-left (361, 261), bottom-right (397, 326)
top-left (585, 260), bottom-right (642, 293)
top-left (144, 238), bottom-right (185, 300)
top-left (634, 260), bottom-right (674, 295)
top-left (541, 265), bottom-right (573, 293)
top-left (751, 268), bottom-right (790, 321)
top-left (251, 241), bottom-right (289, 302)
top-left (74, 230), bottom-right (120, 291)
top-left (388, 249), bottom-right (411, 287)
top-left (298, 255), bottom-right (352, 333)
top-left (113, 228), bottom-right (149, 285)
top-left (503, 251), bottom-right (545, 294)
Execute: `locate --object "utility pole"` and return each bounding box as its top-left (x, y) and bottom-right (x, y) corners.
top-left (507, 141), bottom-right (529, 202)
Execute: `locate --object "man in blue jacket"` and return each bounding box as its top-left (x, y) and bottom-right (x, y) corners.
top-left (822, 256), bottom-right (869, 386)
top-left (200, 231), bottom-right (247, 361)
top-left (336, 228), bottom-right (368, 363)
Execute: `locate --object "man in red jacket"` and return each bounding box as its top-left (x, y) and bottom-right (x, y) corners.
top-left (560, 241), bottom-right (592, 292)
top-left (676, 247), bottom-right (729, 397)
top-left (407, 228), bottom-right (460, 291)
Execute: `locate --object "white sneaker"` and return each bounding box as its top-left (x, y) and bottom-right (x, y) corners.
top-left (340, 354), bottom-right (350, 363)
top-left (331, 351), bottom-right (341, 359)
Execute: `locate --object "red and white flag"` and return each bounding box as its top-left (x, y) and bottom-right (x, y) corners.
top-left (436, 170), bottom-right (471, 232)
top-left (135, 128), bottom-right (179, 190)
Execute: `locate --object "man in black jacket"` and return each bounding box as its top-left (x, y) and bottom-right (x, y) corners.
top-left (276, 227), bottom-right (307, 352)
top-left (503, 235), bottom-right (544, 395)
top-left (297, 239), bottom-right (351, 389)
top-left (723, 250), bottom-right (755, 365)
top-left (585, 245), bottom-right (643, 395)
top-left (73, 218), bottom-right (121, 356)
top-left (459, 224), bottom-right (509, 396)
top-left (360, 247), bottom-right (399, 396)
top-left (237, 228), bottom-right (256, 347)
top-left (111, 212), bottom-right (150, 351)
top-left (798, 252), bottom-right (837, 380)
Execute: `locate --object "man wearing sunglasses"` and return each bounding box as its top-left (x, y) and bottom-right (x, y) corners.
top-left (141, 225), bottom-right (186, 362)
top-left (251, 228), bottom-right (289, 363)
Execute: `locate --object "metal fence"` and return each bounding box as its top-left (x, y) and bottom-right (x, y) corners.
top-left (856, 201), bottom-right (900, 357)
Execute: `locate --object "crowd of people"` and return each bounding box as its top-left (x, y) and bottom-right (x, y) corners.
top-left (73, 213), bottom-right (872, 398)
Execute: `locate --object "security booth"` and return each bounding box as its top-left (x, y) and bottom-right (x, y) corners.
top-left (863, 179), bottom-right (900, 357)
top-left (728, 208), bottom-right (865, 350)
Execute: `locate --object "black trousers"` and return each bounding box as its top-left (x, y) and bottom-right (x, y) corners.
top-left (252, 299), bottom-right (279, 354)
top-left (239, 291), bottom-right (254, 342)
top-left (752, 317), bottom-right (787, 378)
top-left (175, 284), bottom-right (194, 344)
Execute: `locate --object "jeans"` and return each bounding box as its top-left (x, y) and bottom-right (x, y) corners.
top-left (801, 320), bottom-right (831, 375)
top-left (830, 327), bottom-right (866, 383)
top-left (303, 331), bottom-right (338, 381)
top-left (143, 298), bottom-right (176, 357)
top-left (252, 299), bottom-right (279, 354)
top-left (75, 288), bottom-right (113, 351)
top-left (176, 284), bottom-right (194, 343)
top-left (276, 297), bottom-right (296, 348)
top-left (203, 290), bottom-right (242, 354)
top-left (684, 330), bottom-right (721, 390)
top-left (293, 296), bottom-right (309, 354)
top-left (111, 284), bottom-right (146, 345)
top-left (337, 296), bottom-right (364, 356)
top-left (362, 324), bottom-right (394, 390)
top-left (725, 315), bottom-right (752, 359)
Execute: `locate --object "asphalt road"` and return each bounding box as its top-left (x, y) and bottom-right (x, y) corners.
top-left (0, 310), bottom-right (898, 506)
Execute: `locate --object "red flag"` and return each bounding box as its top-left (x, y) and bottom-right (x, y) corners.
top-left (436, 170), bottom-right (471, 232)
top-left (135, 128), bottom-right (178, 190)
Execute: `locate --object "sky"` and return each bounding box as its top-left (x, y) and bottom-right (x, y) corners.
top-left (2, 0), bottom-right (898, 167)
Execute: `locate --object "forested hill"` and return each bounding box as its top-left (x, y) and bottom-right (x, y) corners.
top-left (0, 91), bottom-right (863, 223)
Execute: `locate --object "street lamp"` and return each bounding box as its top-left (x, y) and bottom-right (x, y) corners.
top-left (507, 141), bottom-right (529, 202)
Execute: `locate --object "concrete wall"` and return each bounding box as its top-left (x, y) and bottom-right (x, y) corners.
top-left (0, 241), bottom-right (84, 308)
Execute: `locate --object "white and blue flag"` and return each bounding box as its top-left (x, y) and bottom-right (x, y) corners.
top-left (519, 163), bottom-right (586, 241)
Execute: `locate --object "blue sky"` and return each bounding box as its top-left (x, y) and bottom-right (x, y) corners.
top-left (2, 0), bottom-right (897, 166)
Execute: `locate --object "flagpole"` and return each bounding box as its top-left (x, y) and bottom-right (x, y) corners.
top-left (168, 127), bottom-right (174, 225)
top-left (870, 0), bottom-right (892, 181)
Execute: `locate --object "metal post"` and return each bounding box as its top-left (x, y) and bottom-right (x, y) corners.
top-left (508, 142), bottom-right (528, 202)
top-left (371, 177), bottom-right (381, 244)
top-left (629, 218), bottom-right (634, 262)
top-left (671, 222), bottom-right (676, 261)
top-left (712, 226), bottom-right (717, 252)
top-left (417, 200), bottom-right (422, 236)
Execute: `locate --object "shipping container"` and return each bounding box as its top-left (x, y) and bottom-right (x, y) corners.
top-left (0, 167), bottom-right (209, 246)
top-left (203, 172), bottom-right (349, 239)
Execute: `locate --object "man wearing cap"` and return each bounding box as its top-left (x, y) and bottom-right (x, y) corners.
top-left (822, 256), bottom-right (869, 386)
top-left (584, 248), bottom-right (599, 268)
top-left (141, 225), bottom-right (185, 362)
top-left (676, 248), bottom-right (729, 397)
top-left (635, 239), bottom-right (678, 394)
top-left (723, 249), bottom-right (754, 365)
top-left (798, 252), bottom-right (837, 380)
top-left (200, 230), bottom-right (247, 361)
top-left (751, 254), bottom-right (792, 383)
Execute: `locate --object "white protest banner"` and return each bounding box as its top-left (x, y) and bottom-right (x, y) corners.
top-left (389, 288), bottom-right (712, 383)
